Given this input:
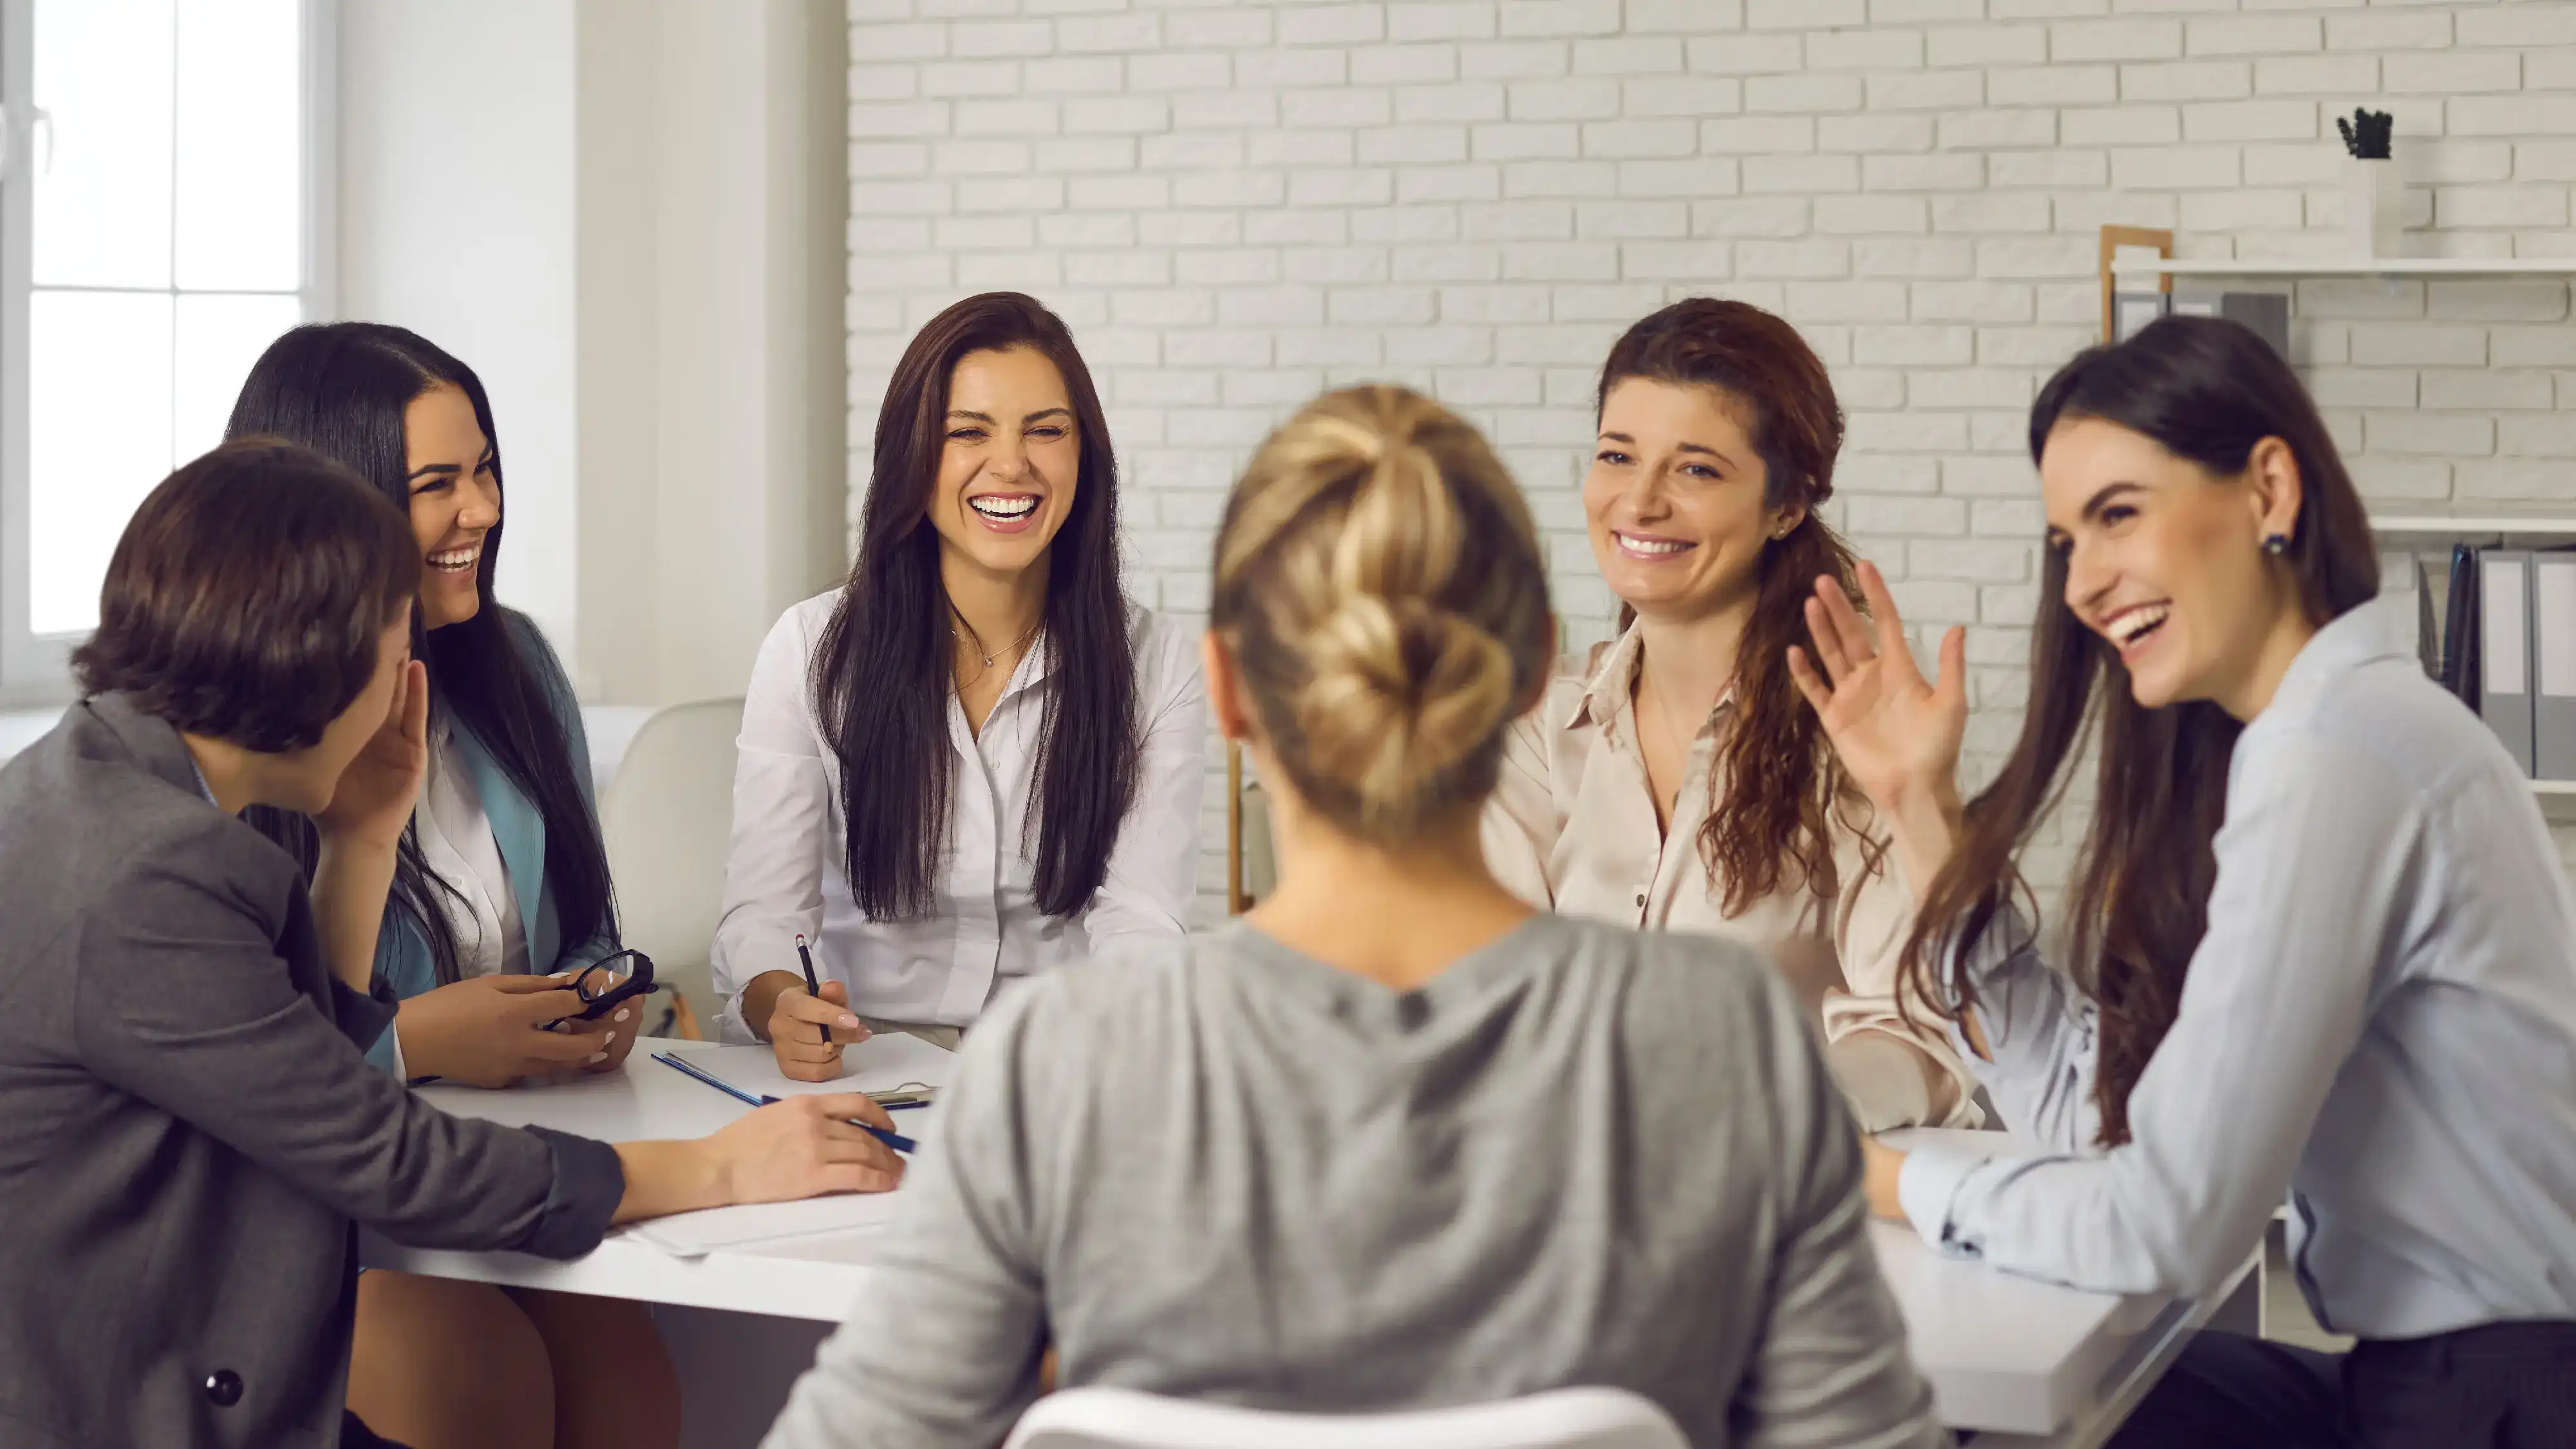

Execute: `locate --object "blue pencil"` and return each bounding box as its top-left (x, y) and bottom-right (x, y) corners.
top-left (652, 1052), bottom-right (917, 1154)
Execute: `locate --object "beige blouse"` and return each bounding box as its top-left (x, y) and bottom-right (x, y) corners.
top-left (1481, 623), bottom-right (1981, 1130)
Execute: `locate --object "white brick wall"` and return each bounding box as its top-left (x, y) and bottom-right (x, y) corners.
top-left (848, 0), bottom-right (2576, 915)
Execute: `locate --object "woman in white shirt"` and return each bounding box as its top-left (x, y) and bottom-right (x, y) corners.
top-left (716, 292), bottom-right (1205, 1072)
top-left (1798, 314), bottom-right (2576, 1446)
top-left (1483, 298), bottom-right (1977, 1131)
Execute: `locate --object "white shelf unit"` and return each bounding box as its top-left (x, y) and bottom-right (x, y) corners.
top-left (2112, 258), bottom-right (2576, 281)
top-left (2370, 511), bottom-right (2576, 799)
top-left (2089, 234), bottom-right (2576, 802)
top-left (2372, 513), bottom-right (2576, 542)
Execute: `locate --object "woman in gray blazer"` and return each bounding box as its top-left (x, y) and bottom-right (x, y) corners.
top-left (0, 440), bottom-right (906, 1449)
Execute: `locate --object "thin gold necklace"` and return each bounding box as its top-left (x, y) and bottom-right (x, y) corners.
top-left (950, 607), bottom-right (1042, 680)
top-left (1637, 662), bottom-right (1720, 802)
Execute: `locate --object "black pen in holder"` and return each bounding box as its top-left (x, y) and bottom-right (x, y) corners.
top-left (795, 934), bottom-right (830, 1045)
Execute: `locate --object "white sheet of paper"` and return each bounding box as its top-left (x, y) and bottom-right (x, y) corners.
top-left (623, 1192), bottom-right (906, 1257)
top-left (621, 1093), bottom-right (948, 1258)
top-left (682, 1035), bottom-right (958, 1099)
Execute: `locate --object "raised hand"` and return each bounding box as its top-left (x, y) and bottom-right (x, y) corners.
top-left (1786, 560), bottom-right (1967, 823)
top-left (317, 658), bottom-right (429, 851)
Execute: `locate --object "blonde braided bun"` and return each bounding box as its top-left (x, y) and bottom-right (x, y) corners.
top-left (1212, 386), bottom-right (1552, 843)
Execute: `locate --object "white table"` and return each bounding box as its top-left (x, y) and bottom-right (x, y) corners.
top-left (368, 1043), bottom-right (2253, 1449)
top-left (363, 1040), bottom-right (915, 1321)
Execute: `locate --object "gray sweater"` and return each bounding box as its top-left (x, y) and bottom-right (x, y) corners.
top-left (763, 913), bottom-right (1944, 1449)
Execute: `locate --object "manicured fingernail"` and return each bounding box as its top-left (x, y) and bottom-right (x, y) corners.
top-left (840, 1016), bottom-right (861, 1029)
top-left (588, 1051), bottom-right (608, 1064)
top-left (615, 1009), bottom-right (630, 1023)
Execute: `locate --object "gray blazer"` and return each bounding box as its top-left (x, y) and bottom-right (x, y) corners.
top-left (0, 696), bottom-right (625, 1449)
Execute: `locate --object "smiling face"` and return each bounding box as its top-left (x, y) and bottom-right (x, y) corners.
top-left (402, 383), bottom-right (500, 630)
top-left (926, 346), bottom-right (1080, 585)
top-left (2040, 415), bottom-right (2306, 714)
top-left (1583, 377), bottom-right (1803, 623)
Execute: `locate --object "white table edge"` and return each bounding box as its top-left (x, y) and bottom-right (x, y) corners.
top-left (1968, 1247), bottom-right (2263, 1449)
top-left (361, 1229), bottom-right (874, 1323)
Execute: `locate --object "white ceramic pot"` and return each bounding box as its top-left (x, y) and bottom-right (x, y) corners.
top-left (2344, 156), bottom-right (2404, 259)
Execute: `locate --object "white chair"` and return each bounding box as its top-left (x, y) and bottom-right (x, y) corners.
top-left (1000, 1387), bottom-right (1689, 1449)
top-left (596, 697), bottom-right (744, 1038)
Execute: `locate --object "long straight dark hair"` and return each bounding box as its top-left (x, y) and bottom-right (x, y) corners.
top-left (227, 323), bottom-right (616, 986)
top-left (1599, 299), bottom-right (1874, 913)
top-left (816, 292), bottom-right (1138, 919)
top-left (1902, 315), bottom-right (2380, 1146)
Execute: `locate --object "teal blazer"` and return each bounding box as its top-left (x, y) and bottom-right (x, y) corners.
top-left (364, 612), bottom-right (621, 1072)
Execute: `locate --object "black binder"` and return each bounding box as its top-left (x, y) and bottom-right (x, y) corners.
top-left (2441, 542), bottom-right (2479, 709)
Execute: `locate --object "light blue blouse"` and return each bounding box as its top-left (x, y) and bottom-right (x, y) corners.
top-left (1899, 603), bottom-right (2576, 1340)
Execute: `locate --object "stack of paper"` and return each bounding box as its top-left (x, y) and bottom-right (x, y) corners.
top-left (679, 1034), bottom-right (959, 1099)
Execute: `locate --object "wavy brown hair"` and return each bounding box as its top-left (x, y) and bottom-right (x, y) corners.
top-left (1899, 316), bottom-right (2380, 1146)
top-left (1600, 299), bottom-right (1872, 913)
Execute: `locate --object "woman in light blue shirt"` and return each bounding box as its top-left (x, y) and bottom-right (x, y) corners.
top-left (1793, 315), bottom-right (2576, 1448)
top-left (228, 324), bottom-right (673, 1449)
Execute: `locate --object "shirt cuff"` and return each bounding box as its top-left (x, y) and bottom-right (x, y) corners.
top-left (515, 1127), bottom-right (626, 1260)
top-left (328, 978), bottom-right (399, 1054)
top-left (1898, 1139), bottom-right (1993, 1261)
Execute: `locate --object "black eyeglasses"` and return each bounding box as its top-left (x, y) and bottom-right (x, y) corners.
top-left (558, 949), bottom-right (659, 1024)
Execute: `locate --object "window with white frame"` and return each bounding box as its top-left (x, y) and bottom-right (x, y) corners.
top-left (1, 0), bottom-right (328, 703)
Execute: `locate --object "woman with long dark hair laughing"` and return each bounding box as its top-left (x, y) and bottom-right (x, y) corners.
top-left (715, 292), bottom-right (1205, 1071)
top-left (1797, 315), bottom-right (2576, 1447)
top-left (227, 323), bottom-right (666, 1449)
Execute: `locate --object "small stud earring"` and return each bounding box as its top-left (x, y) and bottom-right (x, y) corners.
top-left (2262, 533), bottom-right (2289, 556)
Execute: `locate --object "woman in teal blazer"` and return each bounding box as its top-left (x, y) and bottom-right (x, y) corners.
top-left (230, 323), bottom-right (676, 1449)
top-left (357, 609), bottom-right (629, 1072)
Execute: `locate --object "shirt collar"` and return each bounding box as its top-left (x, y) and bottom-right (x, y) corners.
top-left (1565, 621), bottom-right (1647, 732)
top-left (2265, 600), bottom-right (2407, 719)
top-left (1564, 616), bottom-right (1738, 737)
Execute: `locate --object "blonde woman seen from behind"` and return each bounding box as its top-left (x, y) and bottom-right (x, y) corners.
top-left (1483, 298), bottom-right (1979, 1132)
top-left (760, 387), bottom-right (1945, 1449)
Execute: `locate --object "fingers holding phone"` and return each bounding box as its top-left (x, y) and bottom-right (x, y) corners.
top-left (395, 974), bottom-right (592, 1088)
top-left (537, 969), bottom-right (647, 1074)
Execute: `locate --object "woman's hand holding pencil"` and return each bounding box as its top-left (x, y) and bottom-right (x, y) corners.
top-left (766, 979), bottom-right (870, 1081)
top-left (744, 938), bottom-right (873, 1081)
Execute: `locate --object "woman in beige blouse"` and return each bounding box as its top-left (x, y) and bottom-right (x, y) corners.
top-left (1482, 298), bottom-right (1979, 1130)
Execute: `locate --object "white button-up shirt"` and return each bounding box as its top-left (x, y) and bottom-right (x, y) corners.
top-left (1899, 604), bottom-right (2576, 1340)
top-left (712, 592), bottom-right (1207, 1037)
top-left (1481, 623), bottom-right (1981, 1130)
